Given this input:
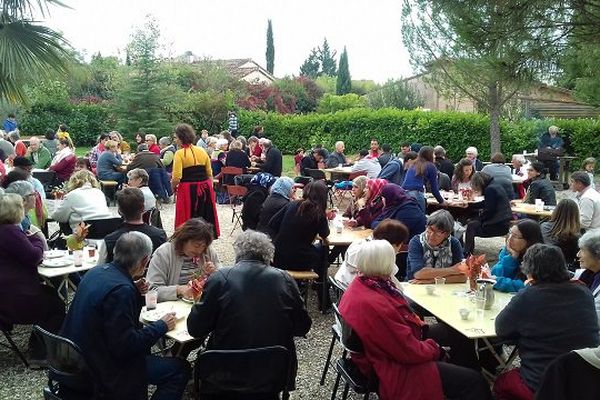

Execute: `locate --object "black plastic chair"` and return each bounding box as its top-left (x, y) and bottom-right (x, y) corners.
top-left (0, 314), bottom-right (29, 367)
top-left (194, 345), bottom-right (291, 400)
top-left (84, 217), bottom-right (124, 240)
top-left (33, 325), bottom-right (104, 400)
top-left (32, 170), bottom-right (57, 198)
top-left (142, 207), bottom-right (163, 229)
top-left (330, 304), bottom-right (378, 400)
top-left (320, 277), bottom-right (349, 386)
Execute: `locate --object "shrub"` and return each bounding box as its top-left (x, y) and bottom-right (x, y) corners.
top-left (316, 93), bottom-right (365, 113)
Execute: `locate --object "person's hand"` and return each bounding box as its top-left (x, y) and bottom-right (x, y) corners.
top-left (204, 260), bottom-right (216, 275)
top-left (176, 285), bottom-right (195, 300)
top-left (135, 278), bottom-right (149, 295)
top-left (343, 219), bottom-right (358, 228)
top-left (160, 312), bottom-right (177, 331)
top-left (439, 345), bottom-right (451, 362)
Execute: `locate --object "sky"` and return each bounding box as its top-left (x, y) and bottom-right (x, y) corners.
top-left (40, 0), bottom-right (414, 83)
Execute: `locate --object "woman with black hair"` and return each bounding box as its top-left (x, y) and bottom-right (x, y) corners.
top-left (402, 146), bottom-right (445, 212)
top-left (489, 219), bottom-right (544, 292)
top-left (520, 161), bottom-right (557, 206)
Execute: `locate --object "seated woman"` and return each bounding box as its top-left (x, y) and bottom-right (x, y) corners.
top-left (450, 158), bottom-right (474, 192)
top-left (345, 178), bottom-right (387, 228)
top-left (75, 157), bottom-right (92, 172)
top-left (269, 180), bottom-right (330, 308)
top-left (515, 161), bottom-right (557, 206)
top-left (494, 244), bottom-right (599, 400)
top-left (340, 240), bottom-right (492, 400)
top-left (342, 175), bottom-right (368, 220)
top-left (256, 176), bottom-right (295, 237)
top-left (108, 130), bottom-right (130, 154)
top-left (4, 181), bottom-right (47, 246)
top-left (577, 230), bottom-right (600, 325)
top-left (48, 138), bottom-right (76, 184)
top-left (372, 183), bottom-right (426, 240)
top-left (463, 172), bottom-right (512, 255)
top-left (541, 198), bottom-right (580, 268)
top-left (406, 210), bottom-right (464, 282)
top-left (490, 219), bottom-right (544, 293)
top-left (147, 218), bottom-right (220, 302)
top-left (97, 140), bottom-right (126, 185)
top-left (126, 168), bottom-right (156, 212)
top-left (223, 139), bottom-right (251, 184)
top-left (51, 170), bottom-right (112, 231)
top-left (0, 193), bottom-right (64, 366)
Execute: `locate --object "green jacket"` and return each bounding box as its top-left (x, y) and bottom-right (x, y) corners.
top-left (28, 146), bottom-right (52, 169)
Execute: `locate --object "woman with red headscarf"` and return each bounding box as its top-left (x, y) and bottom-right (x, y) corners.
top-left (345, 178), bottom-right (388, 228)
top-left (171, 124), bottom-right (219, 237)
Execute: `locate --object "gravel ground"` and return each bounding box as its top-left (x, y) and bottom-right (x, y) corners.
top-left (0, 198), bottom-right (527, 400)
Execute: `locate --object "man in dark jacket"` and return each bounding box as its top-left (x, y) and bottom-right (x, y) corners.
top-left (434, 146), bottom-right (455, 179)
top-left (300, 148), bottom-right (327, 176)
top-left (187, 230), bottom-right (311, 394)
top-left (256, 138), bottom-right (282, 176)
top-left (326, 141), bottom-right (348, 168)
top-left (127, 143), bottom-right (164, 171)
top-left (61, 232), bottom-right (190, 400)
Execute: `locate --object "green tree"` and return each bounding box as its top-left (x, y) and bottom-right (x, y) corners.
top-left (401, 0), bottom-right (573, 153)
top-left (336, 46), bottom-right (351, 95)
top-left (0, 0), bottom-right (73, 103)
top-left (265, 19), bottom-right (274, 75)
top-left (299, 48), bottom-right (321, 79)
top-left (320, 38), bottom-right (337, 77)
top-left (365, 79), bottom-right (424, 110)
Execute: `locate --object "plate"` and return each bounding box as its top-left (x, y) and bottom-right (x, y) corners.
top-left (181, 297), bottom-right (195, 304)
top-left (141, 308), bottom-right (184, 322)
top-left (42, 258), bottom-right (72, 268)
top-left (44, 250), bottom-right (68, 259)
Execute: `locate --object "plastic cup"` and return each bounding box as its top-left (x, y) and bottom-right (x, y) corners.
top-left (434, 277), bottom-right (446, 285)
top-left (459, 308), bottom-right (470, 321)
top-left (86, 246), bottom-right (96, 259)
top-left (145, 289), bottom-right (158, 310)
top-left (535, 199), bottom-right (544, 212)
top-left (73, 250), bottom-right (83, 267)
top-left (425, 285), bottom-right (435, 295)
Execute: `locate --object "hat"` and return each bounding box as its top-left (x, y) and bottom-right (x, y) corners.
top-left (12, 156), bottom-right (33, 167)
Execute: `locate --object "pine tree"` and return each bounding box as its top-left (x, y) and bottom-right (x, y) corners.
top-left (265, 19), bottom-right (275, 75)
top-left (320, 38), bottom-right (337, 77)
top-left (299, 48), bottom-right (321, 78)
top-left (336, 46), bottom-right (351, 95)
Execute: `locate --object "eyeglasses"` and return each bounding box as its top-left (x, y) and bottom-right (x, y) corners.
top-left (508, 229), bottom-right (524, 240)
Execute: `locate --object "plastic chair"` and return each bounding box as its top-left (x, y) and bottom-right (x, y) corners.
top-left (84, 217), bottom-right (124, 240)
top-left (0, 314), bottom-right (29, 368)
top-left (142, 207), bottom-right (163, 229)
top-left (226, 184), bottom-right (248, 235)
top-left (33, 325), bottom-right (104, 400)
top-left (32, 170), bottom-right (57, 198)
top-left (319, 277), bottom-right (348, 386)
top-left (194, 345), bottom-right (291, 400)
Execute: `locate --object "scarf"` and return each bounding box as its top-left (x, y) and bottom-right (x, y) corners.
top-left (250, 172), bottom-right (277, 189)
top-left (419, 231), bottom-right (453, 269)
top-left (50, 146), bottom-right (73, 166)
top-left (366, 178), bottom-right (387, 205)
top-left (574, 347), bottom-right (600, 369)
top-left (271, 177), bottom-right (294, 199)
top-left (381, 183), bottom-right (414, 209)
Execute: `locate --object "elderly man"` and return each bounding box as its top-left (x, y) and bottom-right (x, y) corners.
top-left (61, 232), bottom-right (190, 400)
top-left (25, 136), bottom-right (52, 169)
top-left (571, 171), bottom-right (600, 232)
top-left (12, 156), bottom-right (46, 199)
top-left (465, 146), bottom-right (483, 171)
top-left (326, 141), bottom-right (348, 168)
top-left (145, 134), bottom-right (161, 155)
top-left (538, 125), bottom-right (565, 181)
top-left (158, 136), bottom-right (176, 173)
top-left (127, 143), bottom-right (164, 171)
top-left (187, 230), bottom-right (311, 395)
top-left (257, 138), bottom-right (282, 176)
top-left (511, 154), bottom-right (530, 177)
top-left (434, 145), bottom-right (454, 179)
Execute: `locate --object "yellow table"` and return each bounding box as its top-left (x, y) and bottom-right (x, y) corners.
top-left (322, 166), bottom-right (355, 180)
top-left (141, 300), bottom-right (194, 343)
top-left (327, 227), bottom-right (373, 246)
top-left (510, 203), bottom-right (553, 218)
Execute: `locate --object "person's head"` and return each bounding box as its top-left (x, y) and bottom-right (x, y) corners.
top-left (356, 149), bottom-right (369, 160)
top-left (127, 168), bottom-right (149, 188)
top-left (253, 126), bottom-right (264, 136)
top-left (527, 161), bottom-right (547, 180)
top-left (145, 134), bottom-right (157, 146)
top-left (58, 124), bottom-right (68, 132)
top-left (578, 230), bottom-right (600, 273)
top-left (5, 180), bottom-right (36, 211)
top-left (237, 135), bottom-right (247, 147)
top-left (548, 198), bottom-right (580, 241)
top-left (12, 156), bottom-right (34, 174)
top-left (97, 133), bottom-right (109, 145)
top-left (45, 129), bottom-right (56, 141)
top-left (260, 138), bottom-right (272, 151)
top-left (7, 113), bottom-right (15, 120)
top-left (116, 187), bottom-right (145, 221)
top-left (400, 142), bottom-right (411, 155)
top-left (248, 136), bottom-right (259, 147)
top-left (201, 129), bottom-right (209, 139)
top-left (298, 180), bottom-right (328, 222)
top-left (512, 154), bottom-right (526, 169)
top-left (171, 218), bottom-right (214, 258)
top-left (312, 148), bottom-right (328, 162)
top-left (229, 139), bottom-right (243, 151)
top-left (370, 138), bottom-right (379, 152)
top-left (158, 136), bottom-right (171, 149)
top-left (548, 125), bottom-right (560, 137)
top-left (270, 176), bottom-right (295, 200)
top-left (216, 138), bottom-right (229, 151)
top-left (135, 132), bottom-right (144, 144)
top-left (2, 169), bottom-right (29, 188)
top-left (454, 158), bottom-right (474, 182)
top-left (66, 169), bottom-right (100, 192)
top-left (233, 230), bottom-right (275, 265)
top-left (29, 136), bottom-right (41, 151)
top-left (413, 146), bottom-right (434, 176)
top-left (137, 143), bottom-right (149, 152)
top-left (174, 123), bottom-right (196, 146)
top-left (0, 193), bottom-right (24, 225)
top-left (57, 138), bottom-right (71, 150)
top-left (335, 141), bottom-right (345, 153)
top-left (382, 143), bottom-right (391, 153)
top-left (403, 151), bottom-right (418, 169)
top-left (108, 131), bottom-right (122, 142)
top-left (470, 171), bottom-right (492, 194)
top-left (206, 137), bottom-right (218, 148)
top-left (8, 130), bottom-right (20, 143)
top-left (582, 157), bottom-right (596, 173)
top-left (373, 219), bottom-right (409, 253)
top-left (356, 239), bottom-right (397, 279)
top-left (508, 219), bottom-right (544, 258)
top-left (433, 145), bottom-right (446, 159)
top-left (490, 152), bottom-right (505, 164)
top-left (351, 175), bottom-right (368, 199)
top-left (104, 140), bottom-right (117, 152)
top-left (465, 146), bottom-right (478, 160)
top-left (380, 183), bottom-right (413, 209)
top-left (521, 244), bottom-right (570, 284)
top-left (425, 210), bottom-right (455, 247)
top-left (570, 171), bottom-right (592, 192)
top-left (113, 232), bottom-right (153, 279)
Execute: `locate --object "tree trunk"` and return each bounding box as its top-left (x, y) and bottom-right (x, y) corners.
top-left (488, 84), bottom-right (502, 154)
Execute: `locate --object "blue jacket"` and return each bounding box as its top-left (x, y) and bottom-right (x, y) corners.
top-left (406, 235), bottom-right (463, 280)
top-left (61, 263), bottom-right (167, 399)
top-left (148, 167), bottom-right (172, 201)
top-left (491, 247), bottom-right (525, 292)
top-left (371, 201), bottom-right (426, 240)
top-left (402, 162), bottom-right (444, 204)
top-left (97, 151), bottom-right (122, 180)
top-left (377, 158), bottom-right (404, 184)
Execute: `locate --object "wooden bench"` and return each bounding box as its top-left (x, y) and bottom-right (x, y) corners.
top-left (285, 270), bottom-right (319, 306)
top-left (99, 180), bottom-right (119, 206)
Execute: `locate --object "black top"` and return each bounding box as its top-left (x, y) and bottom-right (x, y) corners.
top-left (300, 154), bottom-right (318, 176)
top-left (256, 193), bottom-right (289, 238)
top-left (535, 351), bottom-right (600, 400)
top-left (126, 151), bottom-right (164, 171)
top-left (103, 223), bottom-right (167, 263)
top-left (435, 157), bottom-right (455, 179)
top-left (480, 179), bottom-right (512, 227)
top-left (496, 282), bottom-right (599, 391)
top-left (269, 201), bottom-right (330, 270)
top-left (326, 151), bottom-right (346, 168)
top-left (524, 177), bottom-right (556, 206)
top-left (259, 146), bottom-right (282, 177)
top-left (224, 149), bottom-right (251, 184)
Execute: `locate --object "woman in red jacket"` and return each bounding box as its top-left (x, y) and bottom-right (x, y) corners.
top-left (339, 240), bottom-right (491, 400)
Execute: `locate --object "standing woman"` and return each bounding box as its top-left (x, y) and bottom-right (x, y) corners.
top-left (402, 146), bottom-right (445, 212)
top-left (451, 158), bottom-right (475, 192)
top-left (540, 198), bottom-right (581, 268)
top-left (171, 123), bottom-right (219, 237)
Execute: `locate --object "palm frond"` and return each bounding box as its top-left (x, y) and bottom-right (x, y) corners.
top-left (1, 0), bottom-right (70, 19)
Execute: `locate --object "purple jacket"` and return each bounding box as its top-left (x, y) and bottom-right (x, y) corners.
top-left (0, 224), bottom-right (45, 297)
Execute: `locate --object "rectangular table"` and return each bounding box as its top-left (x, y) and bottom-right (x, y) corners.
top-left (322, 167), bottom-right (355, 180)
top-left (510, 202), bottom-right (553, 218)
top-left (327, 227), bottom-right (373, 246)
top-left (38, 253), bottom-right (98, 303)
top-left (141, 300), bottom-right (194, 343)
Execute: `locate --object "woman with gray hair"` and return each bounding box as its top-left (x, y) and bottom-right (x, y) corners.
top-left (4, 180), bottom-right (46, 241)
top-left (256, 176), bottom-right (295, 237)
top-left (158, 136), bottom-right (176, 172)
top-left (126, 168), bottom-right (156, 211)
top-left (577, 230), bottom-right (600, 324)
top-left (494, 243), bottom-right (599, 398)
top-left (406, 209), bottom-right (464, 281)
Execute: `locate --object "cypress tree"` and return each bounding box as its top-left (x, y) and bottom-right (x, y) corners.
top-left (336, 47), bottom-right (351, 95)
top-left (266, 19), bottom-right (275, 75)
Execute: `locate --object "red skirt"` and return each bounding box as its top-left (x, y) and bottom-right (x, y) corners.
top-left (175, 180), bottom-right (220, 238)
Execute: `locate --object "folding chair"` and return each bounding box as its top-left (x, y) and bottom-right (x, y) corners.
top-left (216, 166), bottom-right (243, 204)
top-left (194, 345), bottom-right (291, 400)
top-left (0, 314), bottom-right (29, 368)
top-left (332, 170), bottom-right (367, 204)
top-left (142, 207), bottom-right (163, 229)
top-left (226, 184), bottom-right (248, 236)
top-left (319, 277), bottom-right (348, 386)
